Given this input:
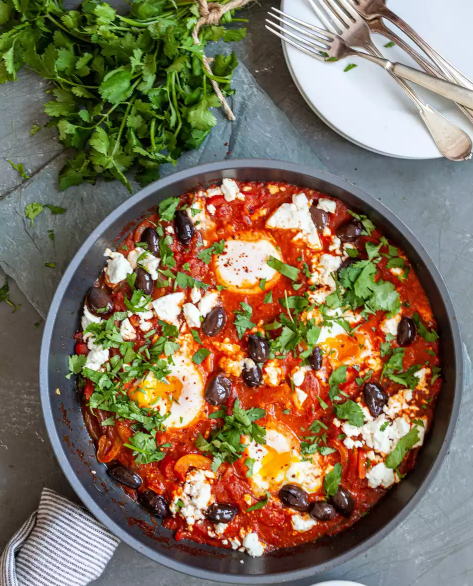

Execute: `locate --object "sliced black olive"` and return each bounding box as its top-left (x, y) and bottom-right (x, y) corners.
top-left (205, 503), bottom-right (238, 524)
top-left (308, 345), bottom-right (322, 371)
top-left (135, 267), bottom-right (154, 295)
top-left (248, 334), bottom-right (269, 363)
top-left (279, 484), bottom-right (309, 512)
top-left (205, 373), bottom-right (232, 406)
top-left (337, 257), bottom-right (358, 279)
top-left (87, 287), bottom-right (113, 316)
top-left (309, 501), bottom-right (337, 521)
top-left (397, 316), bottom-right (417, 347)
top-left (242, 359), bottom-right (262, 388)
top-left (202, 307), bottom-right (226, 337)
top-left (310, 204), bottom-right (329, 231)
top-left (108, 465), bottom-right (142, 489)
top-left (175, 210), bottom-right (195, 245)
top-left (330, 486), bottom-right (354, 517)
top-left (142, 227), bottom-right (160, 255)
top-left (336, 219), bottom-right (363, 242)
top-left (139, 490), bottom-right (170, 518)
top-left (363, 381), bottom-right (388, 418)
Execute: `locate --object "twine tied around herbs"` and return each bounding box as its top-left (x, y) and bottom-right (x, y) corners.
top-left (192, 0), bottom-right (255, 121)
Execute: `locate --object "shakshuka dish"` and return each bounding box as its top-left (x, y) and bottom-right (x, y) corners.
top-left (70, 179), bottom-right (441, 557)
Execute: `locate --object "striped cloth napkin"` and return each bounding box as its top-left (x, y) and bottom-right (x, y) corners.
top-left (0, 488), bottom-right (120, 586)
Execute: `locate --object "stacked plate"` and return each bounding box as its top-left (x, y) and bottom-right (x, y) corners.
top-left (280, 0), bottom-right (473, 159)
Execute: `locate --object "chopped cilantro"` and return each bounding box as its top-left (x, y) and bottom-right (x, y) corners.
top-left (267, 256), bottom-right (299, 281)
top-left (333, 400), bottom-right (365, 427)
top-left (233, 302), bottom-right (255, 339)
top-left (247, 491), bottom-right (271, 512)
top-left (198, 240), bottom-right (225, 265)
top-left (412, 312), bottom-right (439, 342)
top-left (192, 347), bottom-right (211, 365)
top-left (158, 197), bottom-right (180, 222)
top-left (324, 462), bottom-right (342, 496)
top-left (385, 426), bottom-right (420, 469)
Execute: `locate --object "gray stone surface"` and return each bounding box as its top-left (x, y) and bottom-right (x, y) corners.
top-left (1, 1), bottom-right (473, 585)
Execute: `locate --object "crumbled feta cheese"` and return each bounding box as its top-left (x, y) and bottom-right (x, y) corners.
top-left (381, 313), bottom-right (401, 337)
top-left (414, 367), bottom-right (430, 392)
top-left (383, 389), bottom-right (413, 419)
top-left (221, 178), bottom-right (244, 202)
top-left (328, 235), bottom-right (342, 255)
top-left (207, 204), bottom-right (216, 215)
top-left (183, 303), bottom-right (201, 328)
top-left (343, 437), bottom-right (364, 449)
top-left (242, 533), bottom-right (265, 557)
top-left (266, 192), bottom-right (321, 249)
top-left (151, 292), bottom-right (185, 325)
top-left (413, 418), bottom-right (427, 448)
top-left (366, 462), bottom-right (395, 489)
top-left (263, 360), bottom-right (284, 387)
top-left (219, 356), bottom-right (245, 377)
top-left (190, 286), bottom-right (202, 304)
top-left (317, 198), bottom-right (337, 214)
top-left (120, 317), bottom-right (136, 341)
top-left (138, 309), bottom-right (154, 332)
top-left (230, 538), bottom-right (241, 550)
top-left (171, 469), bottom-right (215, 526)
top-left (292, 514), bottom-right (317, 532)
top-left (215, 523), bottom-right (227, 535)
top-left (84, 337), bottom-right (109, 371)
top-left (293, 388), bottom-right (308, 409)
top-left (198, 291), bottom-right (219, 317)
top-left (104, 251), bottom-right (133, 284)
top-left (390, 267), bottom-right (404, 277)
top-left (292, 365), bottom-right (310, 387)
top-left (311, 253), bottom-right (342, 289)
top-left (343, 414), bottom-right (411, 455)
top-left (82, 305), bottom-right (102, 331)
top-left (166, 226), bottom-right (175, 234)
top-left (127, 247), bottom-right (160, 280)
top-left (206, 186), bottom-right (223, 197)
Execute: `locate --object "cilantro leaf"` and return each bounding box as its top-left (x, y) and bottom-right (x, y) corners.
top-left (0, 277), bottom-right (21, 312)
top-left (159, 197), bottom-right (180, 222)
top-left (124, 430), bottom-right (169, 465)
top-left (246, 491), bottom-right (270, 512)
top-left (267, 256), bottom-right (299, 281)
top-left (412, 312), bottom-right (439, 342)
top-left (8, 160), bottom-right (29, 180)
top-left (233, 302), bottom-right (256, 339)
top-left (324, 462), bottom-right (342, 496)
top-left (44, 204), bottom-right (66, 215)
top-left (192, 347), bottom-right (211, 365)
top-left (24, 202), bottom-right (44, 228)
top-left (333, 400), bottom-right (365, 427)
top-left (197, 240), bottom-right (225, 265)
top-left (385, 426), bottom-right (420, 469)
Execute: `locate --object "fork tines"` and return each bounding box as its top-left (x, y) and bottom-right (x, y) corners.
top-left (265, 7), bottom-right (335, 61)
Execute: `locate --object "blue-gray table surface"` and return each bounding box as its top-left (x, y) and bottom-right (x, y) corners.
top-left (1, 2), bottom-right (473, 585)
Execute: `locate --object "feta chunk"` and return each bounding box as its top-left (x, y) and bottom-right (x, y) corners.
top-left (242, 533), bottom-right (265, 557)
top-left (84, 337), bottom-right (109, 371)
top-left (127, 247), bottom-right (160, 280)
top-left (344, 437), bottom-right (364, 449)
top-left (266, 192), bottom-right (321, 249)
top-left (343, 414), bottom-right (411, 456)
top-left (151, 292), bottom-right (185, 325)
top-left (414, 367), bottom-right (431, 392)
top-left (328, 235), bottom-right (342, 255)
top-left (292, 365), bottom-right (310, 387)
top-left (293, 388), bottom-right (308, 409)
top-left (120, 317), bottom-right (136, 341)
top-left (381, 313), bottom-right (401, 337)
top-left (190, 286), bottom-right (202, 304)
top-left (206, 186), bottom-right (223, 197)
top-left (263, 360), bottom-right (284, 387)
top-left (292, 514), bottom-right (317, 532)
top-left (138, 309), bottom-right (154, 332)
top-left (198, 291), bottom-right (219, 317)
top-left (207, 204), bottom-right (216, 215)
top-left (317, 198), bottom-right (337, 214)
top-left (221, 178), bottom-right (244, 202)
top-left (311, 253), bottom-right (342, 289)
top-left (104, 250), bottom-right (133, 284)
top-left (183, 303), bottom-right (201, 328)
top-left (366, 462), bottom-right (395, 489)
top-left (81, 305), bottom-right (102, 331)
top-left (171, 469), bottom-right (215, 526)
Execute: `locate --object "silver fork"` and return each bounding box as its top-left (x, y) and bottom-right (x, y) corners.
top-left (345, 0), bottom-right (473, 125)
top-left (350, 0), bottom-right (473, 93)
top-left (304, 0), bottom-right (472, 161)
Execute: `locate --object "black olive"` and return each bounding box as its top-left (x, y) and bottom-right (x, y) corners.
top-left (205, 503), bottom-right (238, 524)
top-left (310, 204), bottom-right (329, 231)
top-left (205, 373), bottom-right (232, 406)
top-left (308, 345), bottom-right (322, 371)
top-left (139, 490), bottom-right (170, 518)
top-left (108, 465), bottom-right (142, 489)
top-left (142, 227), bottom-right (159, 255)
top-left (336, 219), bottom-right (363, 242)
top-left (309, 501), bottom-right (337, 521)
top-left (135, 267), bottom-right (154, 294)
top-left (87, 287), bottom-right (113, 317)
top-left (242, 359), bottom-right (262, 388)
top-left (337, 257), bottom-right (358, 279)
top-left (330, 486), bottom-right (354, 517)
top-left (174, 210), bottom-right (195, 245)
top-left (397, 316), bottom-right (417, 347)
top-left (278, 484), bottom-right (309, 512)
top-left (363, 381), bottom-right (388, 418)
top-left (248, 334), bottom-right (269, 363)
top-left (202, 307), bottom-right (226, 337)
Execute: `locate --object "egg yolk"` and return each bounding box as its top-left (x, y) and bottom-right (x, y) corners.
top-left (258, 446), bottom-right (295, 484)
top-left (128, 375), bottom-right (183, 409)
top-left (320, 333), bottom-right (363, 365)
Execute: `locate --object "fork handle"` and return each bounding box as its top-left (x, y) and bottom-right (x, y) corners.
top-left (361, 53), bottom-right (473, 109)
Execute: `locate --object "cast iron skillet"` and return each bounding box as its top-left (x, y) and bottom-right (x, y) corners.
top-left (40, 160), bottom-right (462, 583)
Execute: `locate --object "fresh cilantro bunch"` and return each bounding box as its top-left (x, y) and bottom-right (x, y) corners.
top-left (0, 0), bottom-right (247, 192)
top-left (195, 400), bottom-right (266, 472)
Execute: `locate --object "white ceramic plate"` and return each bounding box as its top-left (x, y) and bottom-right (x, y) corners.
top-left (280, 0), bottom-right (473, 158)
